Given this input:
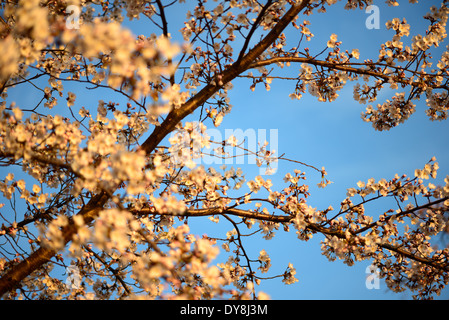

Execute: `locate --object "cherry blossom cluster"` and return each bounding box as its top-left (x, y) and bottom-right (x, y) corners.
top-left (0, 0), bottom-right (449, 301)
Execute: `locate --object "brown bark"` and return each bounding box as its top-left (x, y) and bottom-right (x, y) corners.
top-left (0, 191), bottom-right (110, 296)
top-left (248, 56), bottom-right (449, 90)
top-left (0, 0), bottom-right (312, 297)
top-left (132, 199), bottom-right (449, 272)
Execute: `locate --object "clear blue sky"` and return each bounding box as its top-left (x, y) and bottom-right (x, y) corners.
top-left (2, 1), bottom-right (449, 300)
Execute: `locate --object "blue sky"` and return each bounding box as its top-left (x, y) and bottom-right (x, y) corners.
top-left (2, 1), bottom-right (449, 300)
top-left (178, 1), bottom-right (449, 299)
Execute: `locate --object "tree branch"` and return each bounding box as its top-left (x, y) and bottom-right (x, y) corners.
top-left (247, 56), bottom-right (449, 90)
top-left (132, 203), bottom-right (449, 272)
top-left (155, 0), bottom-right (175, 86)
top-left (236, 0), bottom-right (273, 64)
top-left (0, 191), bottom-right (110, 297)
top-left (354, 196), bottom-right (449, 235)
top-left (131, 206), bottom-right (292, 223)
top-left (83, 245), bottom-right (131, 297)
top-left (0, 0), bottom-right (312, 296)
top-left (140, 0), bottom-right (311, 156)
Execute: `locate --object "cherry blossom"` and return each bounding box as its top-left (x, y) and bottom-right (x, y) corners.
top-left (0, 0), bottom-right (448, 301)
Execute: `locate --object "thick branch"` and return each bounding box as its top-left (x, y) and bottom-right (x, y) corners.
top-left (0, 191), bottom-right (110, 297)
top-left (140, 0), bottom-right (311, 155)
top-left (0, 0), bottom-right (312, 296)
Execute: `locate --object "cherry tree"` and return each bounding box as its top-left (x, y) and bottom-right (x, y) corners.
top-left (0, 0), bottom-right (449, 300)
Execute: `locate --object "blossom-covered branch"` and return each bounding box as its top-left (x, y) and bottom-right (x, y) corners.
top-left (1, 0), bottom-right (449, 300)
